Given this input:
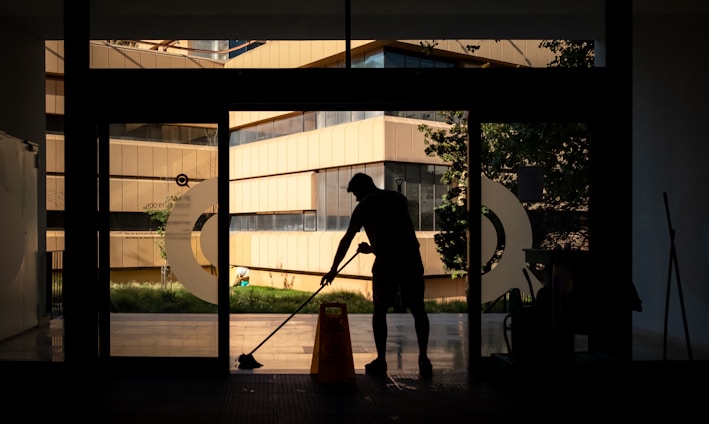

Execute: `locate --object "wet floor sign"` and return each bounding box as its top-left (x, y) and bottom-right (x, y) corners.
top-left (310, 303), bottom-right (356, 384)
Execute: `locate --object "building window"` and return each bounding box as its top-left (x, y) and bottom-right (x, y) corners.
top-left (229, 163), bottom-right (449, 232)
top-left (229, 110), bottom-right (442, 146)
top-left (304, 211), bottom-right (317, 231)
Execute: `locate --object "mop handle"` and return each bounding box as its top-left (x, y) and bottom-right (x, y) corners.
top-left (246, 251), bottom-right (360, 355)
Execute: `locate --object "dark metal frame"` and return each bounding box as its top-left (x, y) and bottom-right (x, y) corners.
top-left (62, 2), bottom-right (632, 377)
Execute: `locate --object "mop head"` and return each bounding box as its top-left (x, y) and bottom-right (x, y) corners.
top-left (238, 353), bottom-right (263, 369)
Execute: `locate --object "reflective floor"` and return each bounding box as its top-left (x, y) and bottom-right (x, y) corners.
top-left (107, 312), bottom-right (504, 373)
top-left (1, 311), bottom-right (706, 367)
top-left (0, 313), bottom-right (508, 371)
top-left (0, 316), bottom-right (65, 362)
top-left (3, 313), bottom-right (708, 423)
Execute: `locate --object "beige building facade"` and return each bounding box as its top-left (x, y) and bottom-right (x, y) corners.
top-left (45, 39), bottom-right (553, 302)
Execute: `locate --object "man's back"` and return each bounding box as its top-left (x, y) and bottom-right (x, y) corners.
top-left (352, 189), bottom-right (420, 260)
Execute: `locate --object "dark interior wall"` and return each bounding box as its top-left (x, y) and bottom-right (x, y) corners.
top-left (0, 22), bottom-right (46, 144)
top-left (0, 18), bottom-right (48, 332)
top-left (632, 11), bottom-right (709, 357)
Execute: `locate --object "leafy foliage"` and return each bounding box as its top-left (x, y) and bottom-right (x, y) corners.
top-left (417, 40), bottom-right (594, 278)
top-left (110, 282), bottom-right (217, 313)
top-left (480, 122), bottom-right (590, 209)
top-left (539, 40), bottom-right (595, 68)
top-left (418, 111), bottom-right (469, 278)
top-left (144, 195), bottom-right (181, 260)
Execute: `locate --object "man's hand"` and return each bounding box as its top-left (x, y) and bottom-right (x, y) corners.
top-left (323, 247), bottom-right (367, 286)
top-left (357, 242), bottom-right (372, 254)
top-left (321, 270), bottom-right (337, 286)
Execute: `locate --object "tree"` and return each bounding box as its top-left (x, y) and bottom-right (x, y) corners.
top-left (539, 40), bottom-right (594, 68)
top-left (481, 122), bottom-right (590, 209)
top-left (419, 40), bottom-right (594, 278)
top-left (144, 194), bottom-right (181, 287)
top-left (418, 111), bottom-right (469, 278)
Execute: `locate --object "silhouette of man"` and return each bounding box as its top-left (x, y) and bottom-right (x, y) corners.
top-left (322, 172), bottom-right (432, 379)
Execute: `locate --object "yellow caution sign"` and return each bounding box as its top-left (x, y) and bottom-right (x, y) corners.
top-left (310, 303), bottom-right (356, 384)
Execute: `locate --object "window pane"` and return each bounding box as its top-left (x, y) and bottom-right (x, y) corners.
top-left (325, 170), bottom-right (339, 230)
top-left (273, 114), bottom-right (303, 138)
top-left (338, 169), bottom-right (352, 229)
top-left (363, 50), bottom-right (384, 68)
top-left (229, 130), bottom-right (240, 147)
top-left (304, 112), bottom-right (317, 132)
top-left (405, 163), bottom-right (421, 229)
top-left (421, 166), bottom-right (436, 230)
top-left (317, 170), bottom-right (327, 230)
top-left (255, 121), bottom-right (273, 141)
top-left (434, 166), bottom-right (448, 231)
top-left (385, 162), bottom-right (406, 192)
top-left (385, 51), bottom-right (406, 68)
top-left (304, 211), bottom-right (316, 231)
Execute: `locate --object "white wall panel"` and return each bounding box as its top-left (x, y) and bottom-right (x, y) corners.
top-left (228, 117), bottom-right (446, 212)
top-left (121, 179), bottom-right (139, 211)
top-left (230, 172), bottom-right (316, 214)
top-left (152, 144), bottom-right (169, 177)
top-left (228, 231), bottom-right (442, 278)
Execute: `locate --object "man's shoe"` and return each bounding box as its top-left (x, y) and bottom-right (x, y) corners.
top-left (365, 358), bottom-right (387, 377)
top-left (418, 357), bottom-right (433, 379)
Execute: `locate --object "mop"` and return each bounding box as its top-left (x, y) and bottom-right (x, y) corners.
top-left (237, 251), bottom-right (360, 369)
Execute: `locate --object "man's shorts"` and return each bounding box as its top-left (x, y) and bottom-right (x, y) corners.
top-left (371, 265), bottom-right (425, 309)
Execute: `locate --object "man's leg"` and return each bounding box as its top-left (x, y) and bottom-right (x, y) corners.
top-left (365, 303), bottom-right (389, 376)
top-left (410, 302), bottom-right (430, 357)
top-left (410, 302), bottom-right (432, 379)
top-left (372, 303), bottom-right (388, 359)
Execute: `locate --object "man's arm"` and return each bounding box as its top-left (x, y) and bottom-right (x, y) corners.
top-left (322, 228), bottom-right (357, 285)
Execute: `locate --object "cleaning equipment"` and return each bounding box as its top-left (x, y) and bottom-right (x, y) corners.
top-left (310, 302), bottom-right (355, 384)
top-left (237, 251), bottom-right (360, 369)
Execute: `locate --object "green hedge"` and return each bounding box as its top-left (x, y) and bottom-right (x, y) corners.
top-left (109, 283), bottom-right (469, 314)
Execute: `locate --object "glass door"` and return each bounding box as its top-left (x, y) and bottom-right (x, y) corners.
top-left (101, 122), bottom-right (224, 365)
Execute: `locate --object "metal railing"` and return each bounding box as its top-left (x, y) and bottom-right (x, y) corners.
top-left (483, 289), bottom-right (534, 313)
